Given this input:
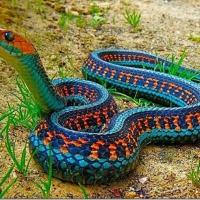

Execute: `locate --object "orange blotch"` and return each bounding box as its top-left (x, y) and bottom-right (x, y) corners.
top-left (125, 147), bottom-right (130, 157)
top-left (108, 144), bottom-right (117, 150)
top-left (175, 126), bottom-right (181, 131)
top-left (78, 138), bottom-right (88, 144)
top-left (115, 138), bottom-right (127, 147)
top-left (154, 116), bottom-right (162, 129)
top-left (43, 138), bottom-right (51, 145)
top-left (91, 143), bottom-right (100, 150)
top-left (165, 124), bottom-right (170, 130)
top-left (96, 140), bottom-right (105, 145)
top-left (89, 150), bottom-right (99, 159)
top-left (71, 141), bottom-right (82, 147)
top-left (60, 145), bottom-right (69, 153)
top-left (34, 129), bottom-right (39, 135)
top-left (110, 151), bottom-right (117, 159)
top-left (47, 131), bottom-right (54, 138)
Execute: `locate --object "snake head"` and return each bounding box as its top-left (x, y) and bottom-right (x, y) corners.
top-left (0, 29), bottom-right (37, 59)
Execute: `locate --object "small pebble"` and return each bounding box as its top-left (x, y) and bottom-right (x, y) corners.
top-left (54, 5), bottom-right (65, 13)
top-left (139, 177), bottom-right (148, 184)
top-left (50, 55), bottom-right (57, 61)
top-left (124, 191), bottom-right (137, 199)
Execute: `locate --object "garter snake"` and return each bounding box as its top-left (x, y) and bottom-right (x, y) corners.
top-left (0, 29), bottom-right (200, 185)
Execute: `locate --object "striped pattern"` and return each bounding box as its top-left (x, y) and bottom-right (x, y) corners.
top-left (1, 30), bottom-right (200, 185)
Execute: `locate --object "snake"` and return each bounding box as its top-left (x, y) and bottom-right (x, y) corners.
top-left (1, 28), bottom-right (200, 185)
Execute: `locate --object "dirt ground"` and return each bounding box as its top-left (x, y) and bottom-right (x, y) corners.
top-left (0, 0), bottom-right (200, 198)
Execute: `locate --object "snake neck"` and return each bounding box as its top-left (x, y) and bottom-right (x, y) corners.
top-left (12, 53), bottom-right (66, 113)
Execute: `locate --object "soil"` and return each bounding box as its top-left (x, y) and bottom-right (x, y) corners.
top-left (0, 0), bottom-right (200, 198)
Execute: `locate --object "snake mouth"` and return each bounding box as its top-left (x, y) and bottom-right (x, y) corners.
top-left (0, 42), bottom-right (23, 57)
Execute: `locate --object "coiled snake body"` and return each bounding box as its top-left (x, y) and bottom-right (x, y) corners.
top-left (1, 29), bottom-right (200, 185)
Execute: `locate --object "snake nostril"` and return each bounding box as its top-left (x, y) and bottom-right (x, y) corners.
top-left (4, 31), bottom-right (14, 42)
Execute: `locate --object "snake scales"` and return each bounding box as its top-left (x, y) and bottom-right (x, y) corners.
top-left (1, 29), bottom-right (200, 185)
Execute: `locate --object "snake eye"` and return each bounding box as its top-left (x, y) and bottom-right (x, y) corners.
top-left (4, 31), bottom-right (14, 42)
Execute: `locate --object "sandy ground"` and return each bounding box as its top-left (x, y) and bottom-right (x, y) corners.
top-left (0, 0), bottom-right (200, 198)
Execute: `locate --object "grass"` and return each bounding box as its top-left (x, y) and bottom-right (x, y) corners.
top-left (51, 55), bottom-right (75, 80)
top-left (124, 10), bottom-right (142, 30)
top-left (6, 78), bottom-right (42, 129)
top-left (0, 78), bottom-right (42, 197)
top-left (90, 3), bottom-right (106, 28)
top-left (103, 82), bottom-right (154, 107)
top-left (33, 146), bottom-right (53, 198)
top-left (0, 164), bottom-right (18, 198)
top-left (58, 12), bottom-right (68, 30)
top-left (0, 110), bottom-right (15, 136)
top-left (0, 67), bottom-right (68, 197)
top-left (10, 0), bottom-right (19, 6)
top-left (4, 117), bottom-right (39, 176)
top-left (188, 33), bottom-right (200, 43)
top-left (166, 50), bottom-right (187, 75)
top-left (91, 14), bottom-right (106, 29)
top-left (187, 152), bottom-right (200, 187)
top-left (76, 16), bottom-right (88, 28)
top-left (91, 4), bottom-right (100, 14)
top-left (0, 79), bottom-right (53, 197)
top-left (153, 49), bottom-right (200, 81)
top-left (33, 0), bottom-right (44, 13)
top-left (78, 183), bottom-right (89, 199)
top-left (65, 10), bottom-right (75, 21)
top-left (58, 12), bottom-right (88, 29)
top-left (58, 3), bottom-right (107, 30)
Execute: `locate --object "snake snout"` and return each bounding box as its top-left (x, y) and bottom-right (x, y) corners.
top-left (0, 29), bottom-right (37, 55)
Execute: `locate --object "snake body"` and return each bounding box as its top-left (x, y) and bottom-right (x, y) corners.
top-left (1, 29), bottom-right (200, 185)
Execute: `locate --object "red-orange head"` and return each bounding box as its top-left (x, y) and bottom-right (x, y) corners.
top-left (0, 29), bottom-right (36, 56)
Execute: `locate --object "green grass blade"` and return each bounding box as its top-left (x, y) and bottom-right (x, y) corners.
top-left (168, 50), bottom-right (186, 75)
top-left (0, 125), bottom-right (8, 137)
top-left (5, 118), bottom-right (22, 172)
top-left (45, 145), bottom-right (53, 198)
top-left (196, 160), bottom-right (200, 176)
top-left (20, 140), bottom-right (28, 173)
top-left (0, 109), bottom-right (15, 122)
top-left (0, 164), bottom-right (15, 187)
top-left (0, 164), bottom-right (18, 198)
top-left (32, 146), bottom-right (52, 198)
top-left (0, 177), bottom-right (18, 198)
top-left (33, 181), bottom-right (46, 197)
top-left (48, 148), bottom-right (52, 186)
top-left (78, 183), bottom-right (89, 199)
top-left (24, 146), bottom-right (40, 174)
